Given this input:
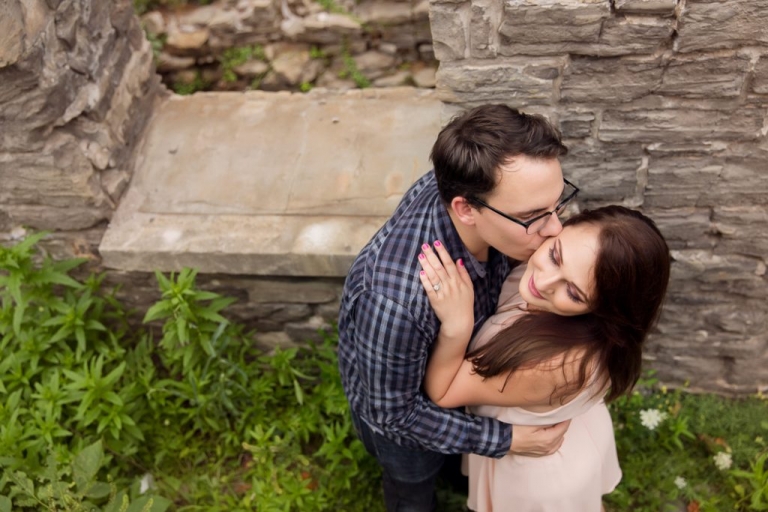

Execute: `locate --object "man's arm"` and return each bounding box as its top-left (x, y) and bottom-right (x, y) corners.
top-left (352, 291), bottom-right (511, 457)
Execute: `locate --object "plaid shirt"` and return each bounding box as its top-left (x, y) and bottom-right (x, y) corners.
top-left (338, 171), bottom-right (512, 458)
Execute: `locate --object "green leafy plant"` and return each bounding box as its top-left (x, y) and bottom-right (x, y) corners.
top-left (171, 72), bottom-right (209, 95)
top-left (3, 233), bottom-right (768, 511)
top-left (731, 450), bottom-right (768, 511)
top-left (2, 441), bottom-right (171, 512)
top-left (132, 0), bottom-right (212, 16)
top-left (218, 45), bottom-right (266, 83)
top-left (309, 46), bottom-right (327, 60)
top-left (339, 48), bottom-right (370, 89)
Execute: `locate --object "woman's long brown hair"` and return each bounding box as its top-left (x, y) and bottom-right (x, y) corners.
top-left (467, 206), bottom-right (671, 403)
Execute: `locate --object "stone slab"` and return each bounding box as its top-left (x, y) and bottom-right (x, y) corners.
top-left (100, 87), bottom-right (443, 276)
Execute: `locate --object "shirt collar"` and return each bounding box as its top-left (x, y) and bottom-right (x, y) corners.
top-left (431, 194), bottom-right (488, 279)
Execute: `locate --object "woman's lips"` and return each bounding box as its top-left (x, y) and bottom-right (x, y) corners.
top-left (528, 275), bottom-right (543, 299)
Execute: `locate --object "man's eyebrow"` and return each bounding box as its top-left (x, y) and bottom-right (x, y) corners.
top-left (510, 183), bottom-right (567, 218)
top-left (559, 239), bottom-right (587, 299)
top-left (510, 206), bottom-right (549, 218)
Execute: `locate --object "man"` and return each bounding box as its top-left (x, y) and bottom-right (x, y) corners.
top-left (338, 104), bottom-right (578, 511)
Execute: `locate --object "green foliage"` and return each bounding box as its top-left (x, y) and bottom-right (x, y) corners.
top-left (309, 46), bottom-right (327, 60)
top-left (171, 72), bottom-right (209, 96)
top-left (3, 233), bottom-right (767, 511)
top-left (315, 0), bottom-right (348, 15)
top-left (0, 234), bottom-right (164, 510)
top-left (143, 31), bottom-right (166, 60)
top-left (0, 233), bottom-right (381, 511)
top-left (339, 47), bottom-right (370, 89)
top-left (218, 46), bottom-right (266, 83)
top-left (3, 441), bottom-right (171, 512)
top-left (132, 0), bottom-right (212, 16)
top-left (606, 373), bottom-right (768, 511)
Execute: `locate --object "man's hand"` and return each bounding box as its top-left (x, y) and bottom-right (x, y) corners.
top-left (509, 420), bottom-right (570, 457)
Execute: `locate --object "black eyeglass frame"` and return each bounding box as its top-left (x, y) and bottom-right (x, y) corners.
top-left (471, 179), bottom-right (580, 234)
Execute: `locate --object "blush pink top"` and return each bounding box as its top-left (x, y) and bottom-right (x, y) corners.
top-left (465, 264), bottom-right (622, 512)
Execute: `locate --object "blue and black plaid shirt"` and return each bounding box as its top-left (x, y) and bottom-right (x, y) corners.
top-left (338, 171), bottom-right (512, 458)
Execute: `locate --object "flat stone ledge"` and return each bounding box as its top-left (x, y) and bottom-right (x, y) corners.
top-left (100, 88), bottom-right (444, 276)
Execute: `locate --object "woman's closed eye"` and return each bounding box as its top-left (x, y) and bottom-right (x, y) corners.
top-left (566, 287), bottom-right (584, 304)
top-left (549, 245), bottom-right (584, 304)
top-left (548, 245), bottom-right (559, 266)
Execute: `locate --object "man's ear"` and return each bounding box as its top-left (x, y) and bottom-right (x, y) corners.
top-left (450, 197), bottom-right (477, 226)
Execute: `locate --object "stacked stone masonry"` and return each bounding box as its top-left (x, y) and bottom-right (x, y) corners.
top-left (431, 0), bottom-right (768, 394)
top-left (1, 0), bottom-right (164, 247)
top-left (140, 0), bottom-right (438, 92)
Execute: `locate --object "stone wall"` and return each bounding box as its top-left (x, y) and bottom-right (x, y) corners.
top-left (0, 0), bottom-right (164, 257)
top-left (139, 0), bottom-right (438, 93)
top-left (430, 0), bottom-right (768, 393)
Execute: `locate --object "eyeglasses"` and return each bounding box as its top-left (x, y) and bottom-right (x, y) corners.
top-left (472, 179), bottom-right (580, 235)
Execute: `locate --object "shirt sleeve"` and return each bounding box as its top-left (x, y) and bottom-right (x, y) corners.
top-left (352, 290), bottom-right (512, 458)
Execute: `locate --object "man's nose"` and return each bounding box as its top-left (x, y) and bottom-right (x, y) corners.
top-left (539, 212), bottom-right (563, 237)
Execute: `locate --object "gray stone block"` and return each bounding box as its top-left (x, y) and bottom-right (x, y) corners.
top-left (436, 58), bottom-right (563, 105)
top-left (675, 0), bottom-right (768, 53)
top-left (644, 155), bottom-right (723, 208)
top-left (469, 0), bottom-right (502, 59)
top-left (560, 143), bottom-right (643, 203)
top-left (713, 206), bottom-right (768, 258)
top-left (658, 52), bottom-right (750, 99)
top-left (499, 0), bottom-right (610, 45)
top-left (599, 108), bottom-right (765, 143)
top-left (356, 1), bottom-right (414, 24)
top-left (559, 111), bottom-right (595, 139)
top-left (753, 57), bottom-right (768, 95)
top-left (561, 55), bottom-right (663, 103)
top-left (702, 159), bottom-right (768, 208)
top-left (614, 0), bottom-right (678, 15)
top-left (499, 12), bottom-right (674, 57)
top-left (670, 250), bottom-right (767, 300)
top-left (596, 15), bottom-right (674, 54)
top-left (651, 207), bottom-right (714, 250)
top-left (0, 0), bottom-right (25, 68)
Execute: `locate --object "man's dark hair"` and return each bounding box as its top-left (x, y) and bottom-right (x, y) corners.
top-left (430, 104), bottom-right (568, 204)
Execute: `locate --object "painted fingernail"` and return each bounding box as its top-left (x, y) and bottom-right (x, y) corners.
top-left (458, 258), bottom-right (464, 267)
top-left (434, 240), bottom-right (441, 247)
top-left (418, 253), bottom-right (425, 260)
top-left (420, 270), bottom-right (425, 276)
top-left (422, 243), bottom-right (430, 250)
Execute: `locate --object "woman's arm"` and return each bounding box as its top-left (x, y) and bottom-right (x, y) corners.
top-left (418, 244), bottom-right (592, 410)
top-left (417, 242), bottom-right (476, 403)
top-left (434, 352), bottom-right (588, 409)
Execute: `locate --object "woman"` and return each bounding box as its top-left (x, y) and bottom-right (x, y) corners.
top-left (417, 205), bottom-right (671, 512)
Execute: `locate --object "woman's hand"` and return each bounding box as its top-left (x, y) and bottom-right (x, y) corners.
top-left (418, 240), bottom-right (474, 340)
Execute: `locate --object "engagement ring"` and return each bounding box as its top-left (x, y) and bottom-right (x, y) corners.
top-left (433, 282), bottom-right (441, 292)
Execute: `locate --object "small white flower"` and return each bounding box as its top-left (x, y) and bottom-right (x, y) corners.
top-left (674, 476), bottom-right (687, 489)
top-left (139, 473), bottom-right (155, 494)
top-left (639, 408), bottom-right (668, 430)
top-left (713, 452), bottom-right (732, 471)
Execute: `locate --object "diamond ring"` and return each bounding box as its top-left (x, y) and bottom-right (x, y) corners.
top-left (433, 282), bottom-right (441, 292)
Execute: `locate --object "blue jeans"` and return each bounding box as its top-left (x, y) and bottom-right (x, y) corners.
top-left (352, 412), bottom-right (444, 512)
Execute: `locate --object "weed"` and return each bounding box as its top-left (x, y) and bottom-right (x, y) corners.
top-left (338, 46), bottom-right (370, 89)
top-left (2, 234), bottom-right (767, 511)
top-left (219, 45), bottom-right (265, 83)
top-left (172, 72), bottom-right (208, 95)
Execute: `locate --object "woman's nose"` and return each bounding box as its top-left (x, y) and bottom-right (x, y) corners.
top-left (536, 270), bottom-right (560, 293)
